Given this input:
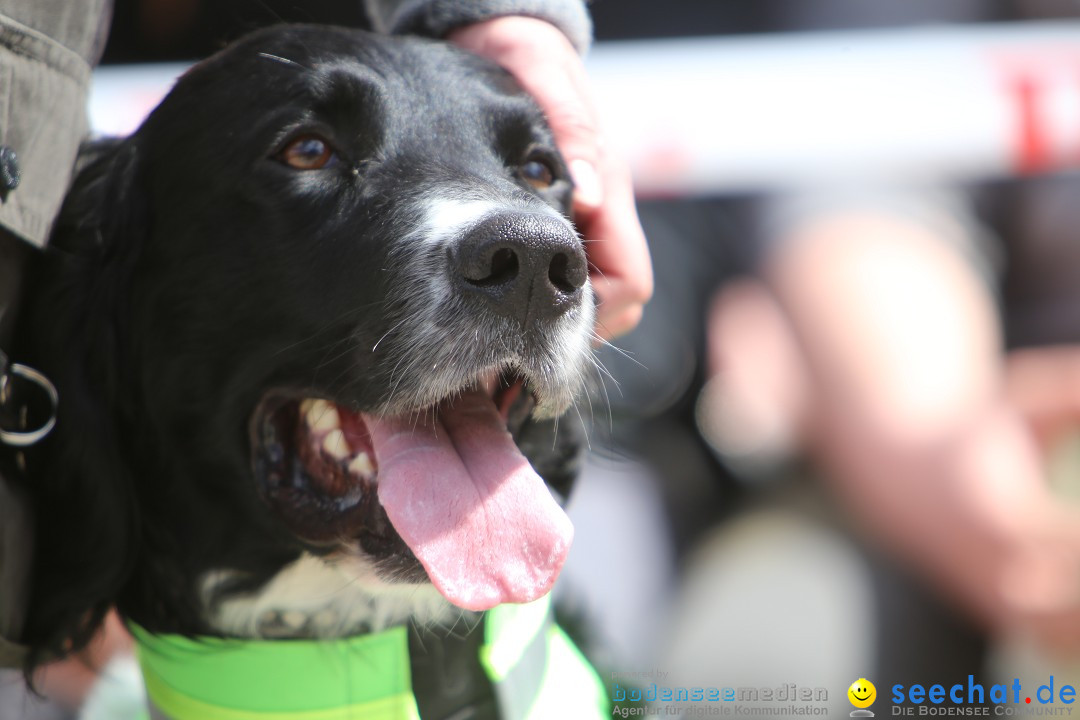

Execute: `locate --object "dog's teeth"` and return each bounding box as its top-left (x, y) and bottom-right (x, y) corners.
top-left (322, 429), bottom-right (349, 460)
top-left (348, 452), bottom-right (374, 477)
top-left (302, 399), bottom-right (340, 432)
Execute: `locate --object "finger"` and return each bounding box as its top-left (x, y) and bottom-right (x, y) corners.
top-left (580, 152), bottom-right (652, 340)
top-left (524, 64), bottom-right (603, 207)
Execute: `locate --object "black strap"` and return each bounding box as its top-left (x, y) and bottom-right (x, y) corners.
top-left (0, 231), bottom-right (35, 668)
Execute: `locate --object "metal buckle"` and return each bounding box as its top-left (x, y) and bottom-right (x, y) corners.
top-left (0, 350), bottom-right (58, 448)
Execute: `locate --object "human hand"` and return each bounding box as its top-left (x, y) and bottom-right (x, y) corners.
top-left (897, 375), bottom-right (1080, 654)
top-left (995, 347), bottom-right (1080, 651)
top-left (448, 17), bottom-right (653, 341)
top-left (34, 609), bottom-right (132, 709)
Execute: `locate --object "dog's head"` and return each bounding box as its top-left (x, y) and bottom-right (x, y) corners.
top-left (13, 25), bottom-right (596, 658)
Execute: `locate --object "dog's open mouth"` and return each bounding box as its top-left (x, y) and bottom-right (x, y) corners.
top-left (252, 371), bottom-right (573, 611)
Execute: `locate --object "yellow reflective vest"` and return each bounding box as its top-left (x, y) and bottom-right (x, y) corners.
top-left (132, 594), bottom-right (609, 720)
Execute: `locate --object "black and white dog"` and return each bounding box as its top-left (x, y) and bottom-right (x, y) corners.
top-left (8, 23), bottom-right (598, 714)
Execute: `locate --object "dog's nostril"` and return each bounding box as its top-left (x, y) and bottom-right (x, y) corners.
top-left (547, 252), bottom-right (582, 294)
top-left (489, 248), bottom-right (519, 284)
top-left (467, 247), bottom-right (519, 288)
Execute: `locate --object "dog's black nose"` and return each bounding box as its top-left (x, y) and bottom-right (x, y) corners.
top-left (454, 213), bottom-right (587, 323)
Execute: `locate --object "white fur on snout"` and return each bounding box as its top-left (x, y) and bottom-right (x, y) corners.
top-left (412, 197), bottom-right (507, 248)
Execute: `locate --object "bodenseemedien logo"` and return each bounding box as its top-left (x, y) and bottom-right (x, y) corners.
top-left (608, 670), bottom-right (830, 716)
top-left (848, 678), bottom-right (877, 717)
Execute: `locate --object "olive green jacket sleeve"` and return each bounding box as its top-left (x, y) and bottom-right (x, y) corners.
top-left (0, 0), bottom-right (112, 248)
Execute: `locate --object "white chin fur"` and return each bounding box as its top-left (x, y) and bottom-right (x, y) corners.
top-left (200, 553), bottom-right (460, 639)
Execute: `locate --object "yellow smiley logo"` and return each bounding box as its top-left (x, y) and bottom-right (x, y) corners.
top-left (848, 678), bottom-right (876, 709)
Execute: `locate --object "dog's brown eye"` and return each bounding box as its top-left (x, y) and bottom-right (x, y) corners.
top-left (520, 159), bottom-right (556, 190)
top-left (280, 135), bottom-right (335, 170)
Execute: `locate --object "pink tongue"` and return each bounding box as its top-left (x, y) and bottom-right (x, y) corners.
top-left (368, 390), bottom-right (573, 610)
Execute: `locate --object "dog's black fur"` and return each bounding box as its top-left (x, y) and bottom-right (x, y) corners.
top-left (5, 24), bottom-right (595, 681)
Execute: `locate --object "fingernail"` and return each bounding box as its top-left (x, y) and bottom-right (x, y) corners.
top-left (570, 159), bottom-right (603, 207)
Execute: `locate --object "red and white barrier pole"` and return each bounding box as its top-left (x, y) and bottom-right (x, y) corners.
top-left (585, 21), bottom-right (1080, 194)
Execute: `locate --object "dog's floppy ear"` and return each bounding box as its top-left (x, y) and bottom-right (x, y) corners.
top-left (10, 138), bottom-right (146, 671)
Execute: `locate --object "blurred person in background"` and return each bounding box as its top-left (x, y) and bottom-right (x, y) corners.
top-left (578, 0), bottom-right (1080, 707)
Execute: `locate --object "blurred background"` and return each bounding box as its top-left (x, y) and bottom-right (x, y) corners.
top-left (15, 0), bottom-right (1080, 717)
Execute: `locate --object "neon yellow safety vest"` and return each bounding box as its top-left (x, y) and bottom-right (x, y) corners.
top-left (130, 594), bottom-right (609, 720)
